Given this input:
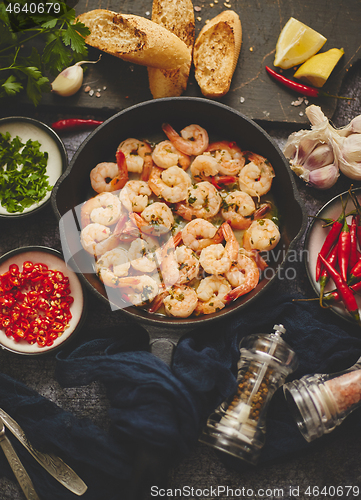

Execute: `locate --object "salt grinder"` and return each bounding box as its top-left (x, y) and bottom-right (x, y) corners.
top-left (284, 355), bottom-right (361, 442)
top-left (199, 324), bottom-right (298, 464)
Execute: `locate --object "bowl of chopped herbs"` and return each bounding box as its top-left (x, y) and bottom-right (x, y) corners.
top-left (0, 116), bottom-right (67, 217)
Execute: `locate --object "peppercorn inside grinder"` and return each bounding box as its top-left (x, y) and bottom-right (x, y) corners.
top-left (284, 356), bottom-right (361, 443)
top-left (199, 325), bottom-right (298, 464)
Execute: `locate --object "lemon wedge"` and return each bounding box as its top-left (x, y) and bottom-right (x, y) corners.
top-left (293, 48), bottom-right (345, 87)
top-left (274, 17), bottom-right (327, 69)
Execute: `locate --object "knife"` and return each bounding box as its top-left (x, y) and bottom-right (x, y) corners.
top-left (0, 408), bottom-right (87, 496)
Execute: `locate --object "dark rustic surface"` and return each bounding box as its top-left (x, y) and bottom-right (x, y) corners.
top-left (5, 0), bottom-right (360, 124)
top-left (0, 42), bottom-right (361, 500)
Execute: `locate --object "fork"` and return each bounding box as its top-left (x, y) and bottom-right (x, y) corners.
top-left (0, 418), bottom-right (40, 500)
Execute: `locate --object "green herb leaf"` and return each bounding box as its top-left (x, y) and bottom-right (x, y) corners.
top-left (2, 75), bottom-right (22, 95)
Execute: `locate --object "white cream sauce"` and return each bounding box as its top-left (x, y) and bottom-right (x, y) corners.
top-left (0, 121), bottom-right (64, 215)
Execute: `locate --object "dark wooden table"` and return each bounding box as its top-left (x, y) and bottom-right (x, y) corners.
top-left (1, 23), bottom-right (361, 500)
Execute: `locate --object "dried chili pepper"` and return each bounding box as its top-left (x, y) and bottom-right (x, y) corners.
top-left (319, 254), bottom-right (360, 323)
top-left (265, 66), bottom-right (353, 100)
top-left (51, 119), bottom-right (103, 132)
top-left (338, 217), bottom-right (351, 282)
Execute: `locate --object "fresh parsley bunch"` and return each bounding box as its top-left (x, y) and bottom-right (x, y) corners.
top-left (0, 0), bottom-right (90, 105)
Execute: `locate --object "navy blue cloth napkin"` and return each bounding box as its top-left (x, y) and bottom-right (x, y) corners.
top-left (1, 293), bottom-right (361, 499)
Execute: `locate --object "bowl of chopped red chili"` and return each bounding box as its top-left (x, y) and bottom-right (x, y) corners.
top-left (0, 246), bottom-right (86, 355)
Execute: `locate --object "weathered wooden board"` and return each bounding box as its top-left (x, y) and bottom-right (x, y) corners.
top-left (31, 0), bottom-right (361, 123)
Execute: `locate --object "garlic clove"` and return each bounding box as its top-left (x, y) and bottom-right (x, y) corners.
top-left (303, 143), bottom-right (334, 171)
top-left (51, 56), bottom-right (101, 97)
top-left (52, 64), bottom-right (84, 96)
top-left (336, 115), bottom-right (361, 137)
top-left (308, 163), bottom-right (339, 189)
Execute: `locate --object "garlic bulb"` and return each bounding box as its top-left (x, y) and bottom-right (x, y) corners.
top-left (284, 104), bottom-right (361, 188)
top-left (337, 134), bottom-right (361, 179)
top-left (52, 57), bottom-right (101, 97)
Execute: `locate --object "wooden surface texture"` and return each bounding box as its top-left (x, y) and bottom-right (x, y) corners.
top-left (14, 0), bottom-right (361, 123)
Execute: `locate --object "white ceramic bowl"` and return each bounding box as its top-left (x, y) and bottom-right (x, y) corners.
top-left (0, 246), bottom-right (86, 355)
top-left (0, 116), bottom-right (67, 218)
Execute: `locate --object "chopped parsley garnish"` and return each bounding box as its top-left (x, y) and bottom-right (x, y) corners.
top-left (0, 131), bottom-right (52, 213)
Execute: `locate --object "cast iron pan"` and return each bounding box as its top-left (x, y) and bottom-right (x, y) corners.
top-left (51, 97), bottom-right (306, 361)
top-left (51, 97), bottom-right (306, 498)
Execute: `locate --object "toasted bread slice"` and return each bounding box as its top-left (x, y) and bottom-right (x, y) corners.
top-left (77, 9), bottom-right (191, 70)
top-left (193, 10), bottom-right (242, 97)
top-left (147, 0), bottom-right (195, 98)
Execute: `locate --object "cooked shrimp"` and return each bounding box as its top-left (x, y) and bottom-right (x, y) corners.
top-left (163, 285), bottom-right (198, 318)
top-left (175, 181), bottom-right (221, 221)
top-left (96, 247), bottom-right (130, 288)
top-left (221, 190), bottom-right (256, 230)
top-left (117, 138), bottom-right (154, 181)
top-left (130, 202), bottom-right (174, 235)
top-left (175, 246), bottom-right (200, 284)
top-left (225, 253), bottom-right (260, 301)
top-left (80, 223), bottom-right (120, 256)
top-left (199, 243), bottom-right (232, 275)
top-left (162, 123), bottom-right (209, 156)
top-left (148, 165), bottom-right (191, 203)
top-left (221, 221), bottom-right (240, 262)
top-left (90, 159), bottom-right (126, 194)
top-left (181, 219), bottom-right (223, 252)
top-left (238, 152), bottom-right (275, 199)
top-left (128, 237), bottom-right (157, 273)
top-left (195, 275), bottom-right (231, 315)
top-left (207, 141), bottom-right (245, 176)
top-left (243, 218), bottom-right (281, 252)
top-left (80, 192), bottom-right (122, 228)
top-left (152, 140), bottom-right (191, 170)
top-left (190, 153), bottom-right (219, 182)
top-left (117, 275), bottom-right (159, 306)
top-left (156, 232), bottom-right (182, 287)
top-left (119, 180), bottom-right (152, 213)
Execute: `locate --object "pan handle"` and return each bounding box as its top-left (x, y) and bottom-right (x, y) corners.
top-left (126, 322), bottom-right (193, 499)
top-left (140, 323), bottom-right (194, 366)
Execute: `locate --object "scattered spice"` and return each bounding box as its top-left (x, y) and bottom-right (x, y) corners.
top-left (84, 86), bottom-right (91, 93)
top-left (194, 5), bottom-right (202, 10)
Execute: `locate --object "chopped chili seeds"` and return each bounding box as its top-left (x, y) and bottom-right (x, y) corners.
top-left (0, 261), bottom-right (73, 347)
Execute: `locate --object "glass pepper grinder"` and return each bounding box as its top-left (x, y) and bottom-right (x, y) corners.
top-left (199, 324), bottom-right (298, 465)
top-left (283, 355), bottom-right (361, 442)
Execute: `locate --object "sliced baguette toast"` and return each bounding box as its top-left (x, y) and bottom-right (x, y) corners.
top-left (77, 9), bottom-right (191, 70)
top-left (147, 0), bottom-right (195, 98)
top-left (193, 10), bottom-right (242, 97)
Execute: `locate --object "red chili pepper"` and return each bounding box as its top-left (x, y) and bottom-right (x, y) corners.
top-left (265, 66), bottom-right (354, 100)
top-left (323, 280), bottom-right (361, 304)
top-left (349, 216), bottom-right (359, 270)
top-left (338, 217), bottom-right (351, 282)
top-left (316, 210), bottom-right (345, 282)
top-left (319, 254), bottom-right (360, 323)
top-left (319, 242), bottom-right (338, 305)
top-left (51, 119), bottom-right (103, 132)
